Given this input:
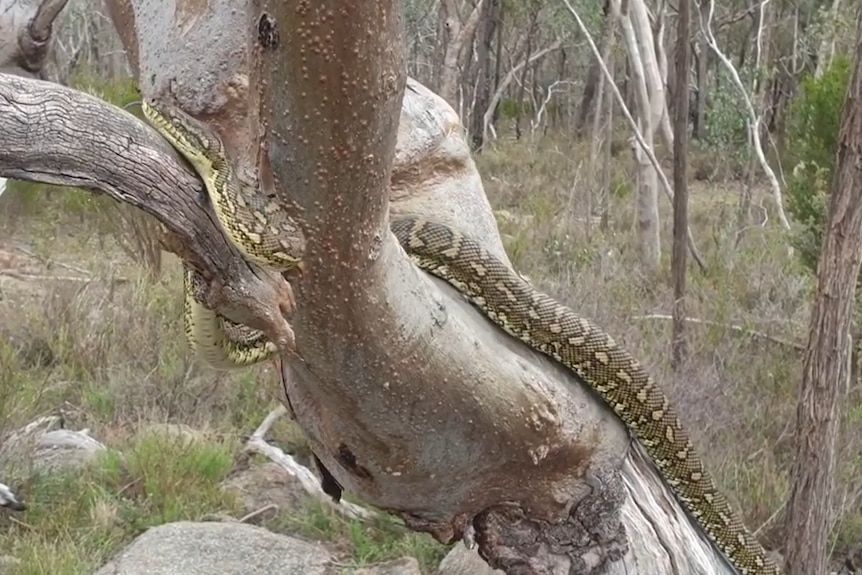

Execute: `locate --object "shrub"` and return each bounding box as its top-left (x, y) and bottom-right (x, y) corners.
top-left (784, 56), bottom-right (852, 273)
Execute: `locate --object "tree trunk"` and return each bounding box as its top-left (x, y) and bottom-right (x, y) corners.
top-left (785, 7), bottom-right (862, 573)
top-left (692, 39), bottom-right (707, 140)
top-left (514, 0), bottom-right (539, 141)
top-left (0, 0), bottom-right (777, 572)
top-left (619, 0), bottom-right (661, 274)
top-left (576, 0), bottom-right (611, 138)
top-left (589, 0), bottom-right (619, 232)
top-left (671, 0), bottom-right (691, 371)
top-left (469, 0), bottom-right (500, 151)
top-left (437, 0), bottom-right (485, 112)
top-left (628, 0), bottom-right (673, 154)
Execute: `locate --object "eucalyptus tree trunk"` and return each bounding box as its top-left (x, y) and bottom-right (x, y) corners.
top-left (437, 0), bottom-right (485, 111)
top-left (0, 0), bottom-right (772, 572)
top-left (468, 0), bottom-right (500, 151)
top-left (619, 0), bottom-right (661, 274)
top-left (785, 7), bottom-right (862, 571)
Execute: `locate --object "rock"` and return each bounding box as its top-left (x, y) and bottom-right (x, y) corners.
top-left (0, 416), bottom-right (106, 475)
top-left (436, 542), bottom-right (503, 575)
top-left (348, 557), bottom-right (422, 575)
top-left (93, 521), bottom-right (334, 575)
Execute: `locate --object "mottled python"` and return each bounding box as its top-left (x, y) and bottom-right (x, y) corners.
top-left (140, 99), bottom-right (780, 575)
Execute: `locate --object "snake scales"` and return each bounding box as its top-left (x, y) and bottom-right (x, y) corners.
top-left (141, 99), bottom-right (779, 575)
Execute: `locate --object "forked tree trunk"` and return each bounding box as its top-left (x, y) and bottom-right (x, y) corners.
top-left (0, 0), bottom-right (775, 572)
top-left (785, 7), bottom-right (862, 572)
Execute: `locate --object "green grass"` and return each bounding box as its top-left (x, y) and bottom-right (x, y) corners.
top-left (0, 433), bottom-right (238, 575)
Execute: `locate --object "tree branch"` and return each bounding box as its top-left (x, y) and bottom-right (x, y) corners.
top-left (0, 74), bottom-right (296, 351)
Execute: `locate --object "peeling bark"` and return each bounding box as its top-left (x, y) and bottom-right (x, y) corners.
top-left (0, 0), bottom-right (760, 572)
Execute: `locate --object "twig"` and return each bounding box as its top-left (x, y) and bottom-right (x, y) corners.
top-left (631, 313), bottom-right (804, 351)
top-left (237, 503), bottom-right (279, 524)
top-left (243, 405), bottom-right (376, 522)
top-left (0, 270), bottom-right (129, 284)
top-left (11, 246), bottom-right (95, 276)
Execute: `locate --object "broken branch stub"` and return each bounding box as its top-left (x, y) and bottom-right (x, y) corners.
top-left (0, 0), bottom-right (70, 77)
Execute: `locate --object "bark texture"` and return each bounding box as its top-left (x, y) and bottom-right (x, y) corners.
top-left (671, 0), bottom-right (691, 370)
top-left (0, 1), bottom-right (757, 573)
top-left (0, 0), bottom-right (70, 201)
top-left (785, 7), bottom-right (862, 573)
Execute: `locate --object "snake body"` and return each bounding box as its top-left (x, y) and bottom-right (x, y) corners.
top-left (141, 100), bottom-right (297, 369)
top-left (141, 100), bottom-right (779, 575)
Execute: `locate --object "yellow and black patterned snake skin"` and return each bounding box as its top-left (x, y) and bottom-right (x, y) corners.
top-left (141, 99), bottom-right (780, 575)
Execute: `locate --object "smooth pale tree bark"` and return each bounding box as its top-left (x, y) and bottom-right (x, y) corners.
top-left (0, 1), bottom-right (762, 573)
top-left (785, 7), bottom-right (862, 573)
top-left (562, 0), bottom-right (706, 273)
top-left (627, 0), bottom-right (673, 153)
top-left (619, 0), bottom-right (661, 274)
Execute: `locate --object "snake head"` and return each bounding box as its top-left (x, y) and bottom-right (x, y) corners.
top-left (141, 99), bottom-right (222, 161)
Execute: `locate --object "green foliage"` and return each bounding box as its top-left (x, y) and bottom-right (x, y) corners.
top-left (785, 55), bottom-right (852, 273)
top-left (703, 69), bottom-right (750, 149)
top-left (499, 97), bottom-right (531, 120)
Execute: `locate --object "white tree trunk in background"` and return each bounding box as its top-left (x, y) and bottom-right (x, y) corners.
top-left (620, 0), bottom-right (661, 273)
top-left (629, 0), bottom-right (673, 152)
